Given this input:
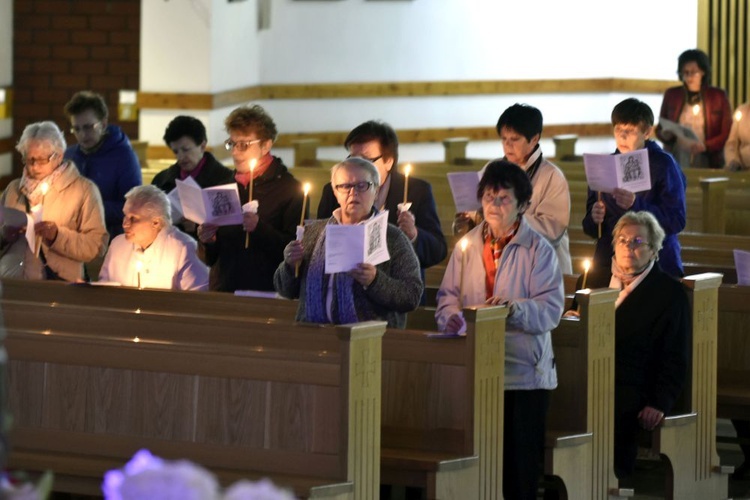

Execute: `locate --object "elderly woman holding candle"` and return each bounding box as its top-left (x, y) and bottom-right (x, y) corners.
top-left (565, 211), bottom-right (690, 481)
top-left (657, 49), bottom-right (732, 169)
top-left (99, 185), bottom-right (209, 290)
top-left (435, 159), bottom-right (564, 500)
top-left (0, 121), bottom-right (107, 281)
top-left (274, 157), bottom-right (422, 328)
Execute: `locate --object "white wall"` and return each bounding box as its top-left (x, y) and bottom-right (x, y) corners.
top-left (138, 0), bottom-right (700, 165)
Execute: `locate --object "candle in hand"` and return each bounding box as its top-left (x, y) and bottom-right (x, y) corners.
top-left (458, 238), bottom-right (468, 308)
top-left (136, 260), bottom-right (143, 289)
top-left (581, 259), bottom-right (591, 290)
top-left (403, 164), bottom-right (411, 204)
top-left (300, 183), bottom-right (311, 226)
top-left (248, 158), bottom-right (257, 201)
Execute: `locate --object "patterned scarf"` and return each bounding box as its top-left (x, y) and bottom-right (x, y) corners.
top-left (482, 220), bottom-right (519, 299)
top-left (305, 220), bottom-right (359, 324)
top-left (20, 161), bottom-right (69, 206)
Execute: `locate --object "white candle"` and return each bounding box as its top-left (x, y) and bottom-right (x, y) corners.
top-left (403, 164), bottom-right (411, 204)
top-left (300, 183), bottom-right (311, 226)
top-left (459, 238), bottom-right (468, 308)
top-left (248, 158), bottom-right (257, 201)
top-left (136, 260), bottom-right (143, 289)
top-left (582, 259), bottom-right (591, 289)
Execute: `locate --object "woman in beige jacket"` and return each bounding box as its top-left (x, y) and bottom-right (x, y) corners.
top-left (0, 121), bottom-right (108, 281)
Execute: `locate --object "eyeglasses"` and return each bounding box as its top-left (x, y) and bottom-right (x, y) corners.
top-left (334, 181), bottom-right (374, 194)
top-left (70, 122), bottom-right (101, 134)
top-left (614, 126), bottom-right (643, 139)
top-left (681, 70), bottom-right (703, 77)
top-left (615, 236), bottom-right (650, 250)
top-left (481, 191), bottom-right (515, 206)
top-left (23, 152), bottom-right (57, 167)
top-left (224, 139), bottom-right (262, 152)
top-left (347, 153), bottom-right (383, 163)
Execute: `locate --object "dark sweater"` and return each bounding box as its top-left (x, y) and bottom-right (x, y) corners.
top-left (273, 217), bottom-right (423, 328)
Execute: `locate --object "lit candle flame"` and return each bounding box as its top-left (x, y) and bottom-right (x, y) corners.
top-left (735, 110), bottom-right (743, 122)
top-left (299, 182), bottom-right (311, 227)
top-left (303, 182), bottom-right (311, 196)
top-left (40, 182), bottom-right (49, 196)
top-left (460, 238), bottom-right (468, 252)
top-left (692, 104), bottom-right (700, 116)
top-left (581, 259), bottom-right (591, 290)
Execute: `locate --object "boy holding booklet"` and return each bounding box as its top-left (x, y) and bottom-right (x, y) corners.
top-left (582, 98), bottom-right (687, 277)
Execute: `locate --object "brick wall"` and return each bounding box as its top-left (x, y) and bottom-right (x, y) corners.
top-left (12, 0), bottom-right (140, 177)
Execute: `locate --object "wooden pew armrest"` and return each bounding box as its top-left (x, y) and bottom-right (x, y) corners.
top-left (660, 412), bottom-right (698, 427)
top-left (544, 431), bottom-right (593, 448)
top-left (381, 448), bottom-right (477, 472)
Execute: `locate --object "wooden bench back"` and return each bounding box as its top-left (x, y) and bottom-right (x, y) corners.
top-left (717, 283), bottom-right (750, 419)
top-left (2, 292), bottom-right (385, 498)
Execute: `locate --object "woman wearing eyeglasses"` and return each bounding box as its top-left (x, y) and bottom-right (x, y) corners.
top-left (435, 160), bottom-right (564, 500)
top-left (0, 121), bottom-right (108, 281)
top-left (196, 105), bottom-right (306, 293)
top-left (566, 210), bottom-right (690, 484)
top-left (656, 49), bottom-right (733, 169)
top-left (274, 157), bottom-right (422, 328)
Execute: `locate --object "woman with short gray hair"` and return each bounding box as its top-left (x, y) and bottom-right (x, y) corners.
top-left (99, 185), bottom-right (208, 291)
top-left (0, 121), bottom-right (107, 281)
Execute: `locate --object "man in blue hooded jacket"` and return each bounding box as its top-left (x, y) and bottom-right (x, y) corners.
top-left (64, 91), bottom-right (142, 239)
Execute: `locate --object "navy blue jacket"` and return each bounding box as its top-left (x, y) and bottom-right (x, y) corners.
top-left (582, 140), bottom-right (687, 277)
top-left (64, 124), bottom-right (142, 238)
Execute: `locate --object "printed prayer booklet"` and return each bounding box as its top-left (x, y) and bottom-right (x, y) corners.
top-left (447, 171), bottom-right (482, 213)
top-left (324, 210), bottom-right (390, 273)
top-left (583, 149), bottom-right (652, 193)
top-left (659, 118), bottom-right (700, 141)
top-left (175, 177), bottom-right (243, 226)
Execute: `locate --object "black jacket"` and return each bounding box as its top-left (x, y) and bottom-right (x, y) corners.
top-left (202, 156), bottom-right (306, 292)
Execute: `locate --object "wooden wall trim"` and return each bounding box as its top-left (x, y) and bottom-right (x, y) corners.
top-left (145, 123), bottom-right (613, 160)
top-left (137, 78), bottom-right (679, 111)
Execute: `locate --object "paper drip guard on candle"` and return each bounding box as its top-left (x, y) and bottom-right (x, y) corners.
top-left (397, 202), bottom-right (412, 214)
top-left (242, 200), bottom-right (259, 248)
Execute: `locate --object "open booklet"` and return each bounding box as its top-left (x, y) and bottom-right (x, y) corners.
top-left (734, 249), bottom-right (750, 286)
top-left (446, 171), bottom-right (482, 213)
top-left (659, 118), bottom-right (700, 141)
top-left (175, 176), bottom-right (243, 226)
top-left (1, 206), bottom-right (37, 252)
top-left (583, 148), bottom-right (652, 193)
top-left (324, 210), bottom-right (390, 273)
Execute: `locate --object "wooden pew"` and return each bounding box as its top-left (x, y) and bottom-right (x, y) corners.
top-left (646, 273), bottom-right (730, 499)
top-left (1, 281), bottom-right (508, 499)
top-left (717, 284), bottom-right (750, 421)
top-left (2, 298), bottom-right (385, 499)
top-left (544, 287), bottom-right (632, 499)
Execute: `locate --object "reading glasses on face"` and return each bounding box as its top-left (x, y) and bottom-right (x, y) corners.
top-left (224, 139), bottom-right (262, 152)
top-left (347, 153), bottom-right (383, 164)
top-left (70, 122), bottom-right (101, 134)
top-left (334, 181), bottom-right (374, 194)
top-left (616, 236), bottom-right (649, 250)
top-left (482, 192), bottom-right (514, 206)
top-left (23, 152), bottom-right (57, 167)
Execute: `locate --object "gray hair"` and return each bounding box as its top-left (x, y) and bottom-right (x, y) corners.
top-left (125, 185), bottom-right (172, 227)
top-left (612, 211), bottom-right (666, 254)
top-left (16, 121), bottom-right (67, 156)
top-left (330, 157), bottom-right (381, 186)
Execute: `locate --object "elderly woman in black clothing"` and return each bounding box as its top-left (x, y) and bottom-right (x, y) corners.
top-left (566, 211), bottom-right (690, 480)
